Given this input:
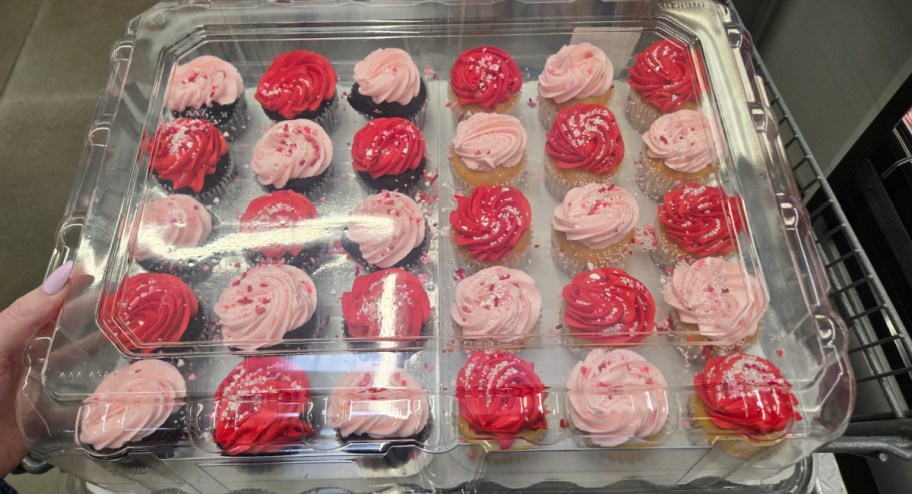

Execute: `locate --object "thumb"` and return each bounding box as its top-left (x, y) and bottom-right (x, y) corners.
top-left (0, 261), bottom-right (73, 353)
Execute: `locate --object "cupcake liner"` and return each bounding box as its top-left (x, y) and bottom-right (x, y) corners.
top-left (342, 321), bottom-right (429, 350)
top-left (626, 90), bottom-right (699, 134)
top-left (262, 92), bottom-right (341, 135)
top-left (340, 231), bottom-right (428, 272)
top-left (155, 153), bottom-right (237, 205)
top-left (245, 242), bottom-right (326, 273)
top-left (635, 148), bottom-right (713, 201)
top-left (544, 159), bottom-right (619, 201)
top-left (356, 157), bottom-right (427, 196)
top-left (550, 228), bottom-right (635, 276)
top-left (449, 153), bottom-right (525, 192)
top-left (537, 87), bottom-right (613, 129)
top-left (336, 415), bottom-right (432, 449)
top-left (448, 87), bottom-right (521, 116)
top-left (649, 224), bottom-right (694, 273)
top-left (348, 78), bottom-right (429, 128)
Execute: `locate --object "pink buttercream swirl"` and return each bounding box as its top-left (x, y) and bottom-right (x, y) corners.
top-left (214, 264), bottom-right (318, 350)
top-left (166, 55), bottom-right (244, 110)
top-left (346, 191), bottom-right (426, 268)
top-left (553, 184), bottom-right (639, 249)
top-left (538, 43), bottom-right (613, 104)
top-left (451, 266), bottom-right (541, 343)
top-left (642, 110), bottom-right (716, 173)
top-left (134, 195), bottom-right (212, 262)
top-left (353, 48), bottom-right (421, 105)
top-left (78, 360), bottom-right (186, 451)
top-left (451, 113), bottom-right (526, 171)
top-left (251, 119), bottom-right (333, 188)
top-left (567, 349), bottom-right (668, 446)
top-left (663, 257), bottom-right (767, 343)
top-left (327, 366), bottom-right (429, 438)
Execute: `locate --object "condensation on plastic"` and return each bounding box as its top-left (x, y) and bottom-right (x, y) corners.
top-left (17, 1), bottom-right (853, 492)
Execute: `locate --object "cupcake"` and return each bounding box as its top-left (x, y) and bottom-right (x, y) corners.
top-left (545, 104), bottom-right (624, 199)
top-left (636, 110), bottom-right (716, 200)
top-left (214, 357), bottom-right (314, 456)
top-left (567, 349), bottom-right (668, 447)
top-left (451, 266), bottom-right (541, 347)
top-left (561, 267), bottom-right (655, 346)
top-left (662, 257), bottom-right (767, 346)
top-left (348, 48), bottom-right (428, 125)
top-left (255, 50), bottom-right (338, 129)
top-left (250, 119), bottom-right (333, 194)
top-left (653, 184), bottom-right (743, 271)
top-left (341, 268), bottom-right (431, 344)
top-left (626, 39), bottom-right (698, 133)
top-left (327, 366), bottom-right (430, 440)
top-left (214, 263), bottom-right (318, 351)
top-left (238, 190), bottom-right (321, 267)
top-left (343, 191), bottom-right (426, 269)
top-left (165, 55), bottom-right (246, 131)
top-left (693, 352), bottom-right (800, 456)
top-left (449, 46), bottom-right (523, 114)
top-left (147, 118), bottom-right (234, 203)
top-left (449, 113), bottom-right (527, 189)
top-left (78, 360), bottom-right (186, 456)
top-left (102, 273), bottom-right (200, 353)
top-left (133, 195), bottom-right (214, 279)
top-left (456, 350), bottom-right (548, 450)
top-left (351, 118), bottom-right (427, 193)
top-left (537, 42), bottom-right (614, 128)
top-left (552, 184), bottom-right (639, 271)
top-left (449, 185), bottom-right (532, 267)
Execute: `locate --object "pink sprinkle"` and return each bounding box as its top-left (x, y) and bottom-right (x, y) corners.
top-left (526, 98), bottom-right (537, 108)
top-left (453, 267), bottom-right (467, 281)
top-left (423, 64), bottom-right (437, 79)
top-left (776, 349), bottom-right (784, 357)
top-left (188, 373), bottom-right (197, 381)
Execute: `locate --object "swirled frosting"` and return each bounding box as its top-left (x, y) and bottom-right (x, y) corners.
top-left (627, 40), bottom-right (696, 113)
top-left (450, 46), bottom-right (522, 110)
top-left (352, 118), bottom-right (425, 179)
top-left (341, 268), bottom-right (431, 342)
top-left (538, 43), bottom-right (613, 104)
top-left (451, 266), bottom-right (541, 343)
top-left (255, 50), bottom-right (337, 119)
top-left (659, 184), bottom-right (743, 257)
top-left (78, 360), bottom-right (186, 451)
top-left (562, 267), bottom-right (655, 345)
top-left (148, 118), bottom-right (228, 192)
top-left (134, 195), bottom-right (212, 262)
top-left (456, 350), bottom-right (548, 449)
top-left (251, 119), bottom-right (333, 188)
top-left (107, 273), bottom-right (198, 353)
top-left (346, 191), bottom-right (426, 268)
top-left (451, 113), bottom-right (526, 171)
top-left (663, 257), bottom-right (767, 343)
top-left (566, 349), bottom-right (668, 446)
top-left (546, 104), bottom-right (624, 174)
top-left (166, 55), bottom-right (244, 111)
top-left (643, 110), bottom-right (716, 173)
top-left (239, 191), bottom-right (319, 259)
top-left (353, 48), bottom-right (420, 105)
top-left (327, 367), bottom-right (429, 438)
top-left (215, 357), bottom-right (314, 455)
top-left (695, 352), bottom-right (800, 440)
top-left (553, 184), bottom-right (639, 250)
top-left (450, 185), bottom-right (531, 263)
top-left (214, 264), bottom-right (318, 350)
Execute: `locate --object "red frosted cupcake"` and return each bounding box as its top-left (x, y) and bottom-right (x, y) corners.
top-left (351, 117), bottom-right (427, 193)
top-left (238, 190), bottom-right (321, 267)
top-left (561, 267), bottom-right (656, 346)
top-left (255, 50), bottom-right (338, 129)
top-left (450, 185), bottom-right (532, 267)
top-left (626, 40), bottom-right (698, 133)
top-left (449, 46), bottom-right (523, 114)
top-left (147, 118), bottom-right (233, 203)
top-left (456, 350), bottom-right (548, 450)
top-left (545, 104), bottom-right (625, 199)
top-left (214, 357), bottom-right (314, 455)
top-left (341, 268), bottom-right (431, 344)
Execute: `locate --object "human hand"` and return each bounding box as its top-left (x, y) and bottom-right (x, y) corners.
top-left (0, 261), bottom-right (73, 476)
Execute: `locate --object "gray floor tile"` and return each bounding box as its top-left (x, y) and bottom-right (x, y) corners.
top-left (0, 0), bottom-right (42, 95)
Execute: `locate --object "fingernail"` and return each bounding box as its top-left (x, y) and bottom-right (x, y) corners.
top-left (42, 261), bottom-right (74, 295)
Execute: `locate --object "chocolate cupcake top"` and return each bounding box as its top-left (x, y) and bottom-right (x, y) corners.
top-left (251, 119), bottom-right (333, 188)
top-left (351, 118), bottom-right (425, 179)
top-left (147, 118), bottom-right (228, 193)
top-left (353, 48), bottom-right (421, 105)
top-left (166, 55), bottom-right (244, 111)
top-left (134, 195), bottom-right (212, 262)
top-left (105, 273), bottom-right (198, 353)
top-left (341, 268), bottom-right (431, 342)
top-left (255, 50), bottom-right (337, 119)
top-left (346, 191), bottom-right (426, 268)
top-left (327, 366), bottom-right (429, 438)
top-left (239, 190), bottom-right (319, 259)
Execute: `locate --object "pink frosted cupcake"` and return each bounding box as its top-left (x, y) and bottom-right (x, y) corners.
top-left (251, 119), bottom-right (333, 194)
top-left (450, 113), bottom-right (527, 189)
top-left (537, 42), bottom-right (614, 128)
top-left (327, 366), bottom-right (430, 439)
top-left (166, 55), bottom-right (246, 130)
top-left (133, 194), bottom-right (214, 278)
top-left (348, 48), bottom-right (427, 125)
top-left (636, 109), bottom-right (716, 200)
top-left (343, 191), bottom-right (427, 269)
top-left (552, 184), bottom-right (639, 272)
top-left (451, 266), bottom-right (541, 347)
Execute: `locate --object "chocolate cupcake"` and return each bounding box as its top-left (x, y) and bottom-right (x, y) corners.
top-left (351, 118), bottom-right (427, 194)
top-left (133, 194), bottom-right (216, 280)
top-left (251, 119), bottom-right (334, 195)
top-left (341, 268), bottom-right (431, 344)
top-left (255, 50), bottom-right (339, 131)
top-left (327, 366), bottom-right (430, 440)
top-left (238, 190), bottom-right (322, 268)
top-left (348, 48), bottom-right (428, 125)
top-left (343, 191), bottom-right (427, 269)
top-left (165, 55), bottom-right (247, 134)
top-left (147, 118), bottom-right (235, 203)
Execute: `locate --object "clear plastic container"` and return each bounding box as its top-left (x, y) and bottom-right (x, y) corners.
top-left (18, 1), bottom-right (854, 492)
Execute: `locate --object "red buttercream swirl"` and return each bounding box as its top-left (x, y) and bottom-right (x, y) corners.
top-left (659, 184), bottom-right (743, 257)
top-left (450, 46), bottom-right (522, 110)
top-left (255, 50), bottom-right (337, 119)
top-left (239, 190), bottom-right (319, 259)
top-left (450, 185), bottom-right (531, 263)
top-left (695, 352), bottom-right (801, 441)
top-left (546, 104), bottom-right (624, 174)
top-left (341, 268), bottom-right (431, 342)
top-left (627, 40), bottom-right (696, 113)
top-left (562, 267), bottom-right (655, 345)
top-left (456, 350), bottom-right (548, 449)
top-left (107, 273), bottom-right (198, 353)
top-left (147, 118), bottom-right (227, 193)
top-left (214, 357), bottom-right (314, 455)
top-left (351, 118), bottom-right (425, 179)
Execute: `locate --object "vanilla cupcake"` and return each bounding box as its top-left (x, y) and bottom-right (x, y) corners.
top-left (251, 119), bottom-right (333, 194)
top-left (552, 184), bottom-right (639, 272)
top-left (636, 110), bottom-right (716, 200)
top-left (538, 42), bottom-right (613, 128)
top-left (626, 39), bottom-right (698, 133)
top-left (450, 113), bottom-right (527, 189)
top-left (449, 46), bottom-right (523, 114)
top-left (451, 266), bottom-right (541, 347)
top-left (328, 366), bottom-right (430, 439)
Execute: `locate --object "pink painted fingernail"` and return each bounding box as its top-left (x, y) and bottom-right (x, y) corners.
top-left (42, 261), bottom-right (74, 295)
